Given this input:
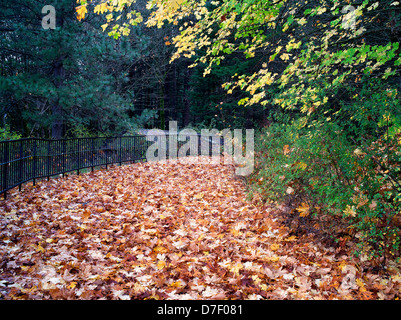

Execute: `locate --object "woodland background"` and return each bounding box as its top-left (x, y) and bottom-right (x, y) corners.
top-left (0, 0), bottom-right (266, 139)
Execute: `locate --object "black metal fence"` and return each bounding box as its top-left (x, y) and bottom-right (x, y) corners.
top-left (0, 134), bottom-right (223, 199)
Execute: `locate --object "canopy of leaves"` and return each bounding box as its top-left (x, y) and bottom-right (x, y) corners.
top-left (79, 0), bottom-right (401, 113)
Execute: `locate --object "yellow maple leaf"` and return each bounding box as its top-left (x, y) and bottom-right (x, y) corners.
top-left (21, 266), bottom-right (30, 272)
top-left (157, 260), bottom-right (166, 270)
top-left (297, 161), bottom-right (307, 170)
top-left (280, 53), bottom-right (290, 61)
top-left (94, 2), bottom-right (109, 15)
top-left (68, 282), bottom-right (77, 289)
top-left (194, 192), bottom-right (204, 199)
top-left (230, 228), bottom-right (241, 236)
top-left (270, 243), bottom-right (280, 251)
top-left (76, 5), bottom-right (88, 21)
top-left (356, 278), bottom-right (367, 292)
top-left (153, 246), bottom-right (168, 254)
top-left (170, 280), bottom-right (185, 288)
top-left (283, 144), bottom-right (290, 155)
top-left (168, 0), bottom-right (185, 10)
top-left (229, 262), bottom-right (243, 276)
top-left (343, 205), bottom-right (357, 217)
top-left (298, 17), bottom-right (307, 26)
top-left (267, 256), bottom-right (280, 263)
top-left (285, 235), bottom-right (297, 242)
top-left (297, 202), bottom-right (310, 217)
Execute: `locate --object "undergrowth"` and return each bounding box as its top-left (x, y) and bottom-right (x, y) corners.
top-left (248, 85), bottom-right (401, 266)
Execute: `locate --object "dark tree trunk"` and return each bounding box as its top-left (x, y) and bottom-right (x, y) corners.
top-left (183, 65), bottom-right (191, 127)
top-left (166, 62), bottom-right (177, 121)
top-left (51, 57), bottom-right (65, 139)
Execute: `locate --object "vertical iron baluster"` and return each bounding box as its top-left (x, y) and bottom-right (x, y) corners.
top-left (134, 136), bottom-right (136, 162)
top-left (119, 136), bottom-right (122, 166)
top-left (62, 139), bottom-right (66, 178)
top-left (91, 138), bottom-right (94, 172)
top-left (47, 139), bottom-right (51, 181)
top-left (105, 137), bottom-right (108, 170)
top-left (77, 139), bottom-right (80, 175)
top-left (33, 139), bottom-right (37, 186)
top-left (19, 140), bottom-right (23, 191)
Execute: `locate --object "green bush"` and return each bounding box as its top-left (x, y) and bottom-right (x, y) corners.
top-left (248, 87), bottom-right (401, 263)
top-left (0, 125), bottom-right (22, 141)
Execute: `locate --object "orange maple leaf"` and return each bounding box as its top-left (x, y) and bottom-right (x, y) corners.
top-left (297, 202), bottom-right (310, 217)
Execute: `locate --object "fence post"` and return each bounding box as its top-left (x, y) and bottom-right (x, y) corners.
top-left (47, 139), bottom-right (51, 181)
top-left (33, 139), bottom-right (37, 186)
top-left (119, 136), bottom-right (122, 166)
top-left (62, 139), bottom-right (66, 178)
top-left (91, 138), bottom-right (94, 172)
top-left (3, 142), bottom-right (9, 200)
top-left (19, 140), bottom-right (23, 191)
top-left (77, 139), bottom-right (80, 175)
top-left (198, 133), bottom-right (201, 157)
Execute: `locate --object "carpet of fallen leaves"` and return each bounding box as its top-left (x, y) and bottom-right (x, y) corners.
top-left (1, 156), bottom-right (401, 300)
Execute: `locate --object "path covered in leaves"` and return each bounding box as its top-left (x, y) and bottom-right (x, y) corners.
top-left (1, 157), bottom-right (400, 299)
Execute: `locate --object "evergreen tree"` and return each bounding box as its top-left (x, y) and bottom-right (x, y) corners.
top-left (0, 0), bottom-right (146, 138)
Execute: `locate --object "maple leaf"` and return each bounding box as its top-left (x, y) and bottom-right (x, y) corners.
top-left (170, 280), bottom-right (186, 289)
top-left (76, 5), bottom-right (88, 21)
top-left (157, 260), bottom-right (166, 270)
top-left (94, 2), bottom-right (110, 15)
top-left (343, 205), bottom-right (357, 217)
top-left (286, 186), bottom-right (295, 195)
top-left (193, 192), bottom-right (204, 200)
top-left (280, 53), bottom-right (290, 61)
top-left (202, 286), bottom-right (220, 298)
top-left (153, 246), bottom-right (168, 254)
top-left (297, 203), bottom-right (310, 217)
top-left (270, 243), bottom-right (280, 251)
top-left (283, 144), bottom-right (291, 155)
top-left (67, 281), bottom-right (77, 289)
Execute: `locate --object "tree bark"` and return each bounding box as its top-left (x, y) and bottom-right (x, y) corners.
top-left (165, 62), bottom-right (177, 121)
top-left (51, 57), bottom-right (65, 139)
top-left (183, 65), bottom-right (191, 127)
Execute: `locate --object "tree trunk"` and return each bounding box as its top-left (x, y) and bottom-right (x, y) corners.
top-left (183, 65), bottom-right (191, 127)
top-left (165, 62), bottom-right (177, 122)
top-left (159, 84), bottom-right (165, 130)
top-left (51, 57), bottom-right (65, 139)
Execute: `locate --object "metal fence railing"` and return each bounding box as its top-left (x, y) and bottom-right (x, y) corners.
top-left (0, 134), bottom-right (224, 199)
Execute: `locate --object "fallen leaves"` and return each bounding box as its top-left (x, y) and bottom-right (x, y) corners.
top-left (0, 156), bottom-right (400, 300)
top-left (296, 203), bottom-right (310, 217)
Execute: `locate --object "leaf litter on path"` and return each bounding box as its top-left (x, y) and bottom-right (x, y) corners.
top-left (1, 156), bottom-right (400, 300)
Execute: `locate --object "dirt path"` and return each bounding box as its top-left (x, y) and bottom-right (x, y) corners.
top-left (0, 157), bottom-right (399, 299)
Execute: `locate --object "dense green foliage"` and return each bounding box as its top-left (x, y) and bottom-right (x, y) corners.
top-left (1, 0), bottom-right (145, 138)
top-left (250, 88), bottom-right (401, 261)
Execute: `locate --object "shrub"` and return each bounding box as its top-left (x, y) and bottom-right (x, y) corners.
top-left (0, 125), bottom-right (22, 141)
top-left (248, 88), bottom-right (401, 263)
